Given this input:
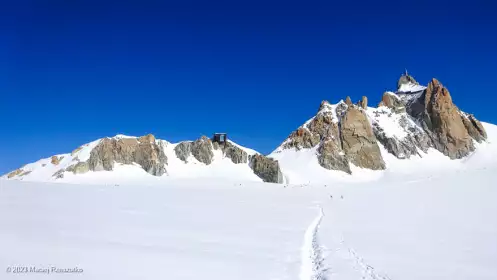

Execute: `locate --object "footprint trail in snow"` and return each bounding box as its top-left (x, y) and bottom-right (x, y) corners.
top-left (300, 206), bottom-right (327, 280)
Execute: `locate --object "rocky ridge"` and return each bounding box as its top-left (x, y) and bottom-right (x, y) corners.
top-left (4, 134), bottom-right (283, 184)
top-left (3, 73), bottom-right (488, 182)
top-left (398, 77), bottom-right (486, 159)
top-left (173, 136), bottom-right (282, 183)
top-left (276, 99), bottom-right (385, 174)
top-left (275, 73), bottom-right (487, 172)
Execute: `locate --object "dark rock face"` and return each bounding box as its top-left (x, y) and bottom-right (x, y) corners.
top-left (174, 142), bottom-right (193, 162)
top-left (191, 136), bottom-right (214, 165)
top-left (278, 100), bottom-right (386, 173)
top-left (52, 169), bottom-right (65, 179)
top-left (88, 135), bottom-right (167, 176)
top-left (340, 107), bottom-right (386, 170)
top-left (373, 124), bottom-right (426, 159)
top-left (212, 141), bottom-right (220, 150)
top-left (249, 154), bottom-right (283, 183)
top-left (282, 128), bottom-right (321, 150)
top-left (405, 79), bottom-right (476, 159)
top-left (65, 164), bottom-right (75, 172)
top-left (318, 137), bottom-right (351, 173)
top-left (73, 162), bottom-right (89, 174)
top-left (370, 108), bottom-right (432, 159)
top-left (175, 138), bottom-right (248, 164)
top-left (223, 142), bottom-right (248, 164)
top-left (134, 142), bottom-right (167, 175)
top-left (281, 101), bottom-right (335, 151)
top-left (380, 92), bottom-right (406, 113)
top-left (173, 136), bottom-right (278, 182)
top-left (461, 113), bottom-right (487, 143)
top-left (88, 138), bottom-right (115, 171)
top-left (397, 73), bottom-right (419, 89)
top-left (391, 77), bottom-right (488, 160)
top-left (468, 114), bottom-right (487, 139)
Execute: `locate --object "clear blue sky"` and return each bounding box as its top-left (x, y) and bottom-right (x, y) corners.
top-left (1, 0), bottom-right (496, 174)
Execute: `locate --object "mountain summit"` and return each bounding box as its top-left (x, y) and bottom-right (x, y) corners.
top-left (3, 73), bottom-right (493, 185)
top-left (270, 73), bottom-right (490, 181)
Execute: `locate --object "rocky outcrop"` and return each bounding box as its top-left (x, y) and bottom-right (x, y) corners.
top-left (345, 96), bottom-right (353, 106)
top-left (223, 142), bottom-right (248, 164)
top-left (281, 101), bottom-right (336, 151)
top-left (173, 136), bottom-right (279, 182)
top-left (65, 164), bottom-right (75, 172)
top-left (278, 99), bottom-right (385, 173)
top-left (175, 137), bottom-right (249, 165)
top-left (283, 128), bottom-right (320, 150)
top-left (318, 137), bottom-right (351, 173)
top-left (88, 135), bottom-right (167, 176)
top-left (461, 113), bottom-right (487, 143)
top-left (134, 141), bottom-right (167, 175)
top-left (340, 106), bottom-right (386, 170)
top-left (51, 156), bottom-right (60, 165)
top-left (4, 73), bottom-right (490, 182)
top-left (358, 96), bottom-right (368, 109)
top-left (394, 77), bottom-right (489, 159)
top-left (174, 142), bottom-right (193, 162)
top-left (370, 108), bottom-right (432, 159)
top-left (191, 136), bottom-right (214, 165)
top-left (138, 134), bottom-right (155, 143)
top-left (468, 114), bottom-right (487, 139)
top-left (73, 162), bottom-right (90, 174)
top-left (7, 169), bottom-right (23, 178)
top-left (380, 92), bottom-right (406, 113)
top-left (405, 79), bottom-right (476, 159)
top-left (3, 169), bottom-right (29, 178)
top-left (88, 138), bottom-right (120, 171)
top-left (249, 154), bottom-right (283, 183)
top-left (53, 169), bottom-right (65, 179)
top-left (397, 73), bottom-right (419, 89)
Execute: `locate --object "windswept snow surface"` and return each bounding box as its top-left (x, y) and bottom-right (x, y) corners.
top-left (397, 82), bottom-right (426, 93)
top-left (2, 125), bottom-right (497, 279)
top-left (0, 180), bottom-right (319, 280)
top-left (2, 138), bottom-right (263, 184)
top-left (1, 165), bottom-right (497, 280)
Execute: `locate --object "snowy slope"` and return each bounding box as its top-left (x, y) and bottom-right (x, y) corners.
top-left (1, 139), bottom-right (102, 182)
top-left (271, 118), bottom-right (497, 184)
top-left (1, 162), bottom-right (497, 280)
top-left (161, 140), bottom-right (261, 182)
top-left (2, 136), bottom-right (264, 184)
top-left (397, 82), bottom-right (426, 93)
top-left (273, 100), bottom-right (345, 154)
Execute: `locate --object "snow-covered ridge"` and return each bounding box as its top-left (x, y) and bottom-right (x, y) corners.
top-left (3, 73), bottom-right (494, 186)
top-left (397, 82), bottom-right (427, 93)
top-left (270, 74), bottom-right (494, 184)
top-left (2, 135), bottom-right (267, 184)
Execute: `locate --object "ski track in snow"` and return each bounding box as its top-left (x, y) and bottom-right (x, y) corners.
top-left (348, 248), bottom-right (392, 280)
top-left (300, 206), bottom-right (328, 280)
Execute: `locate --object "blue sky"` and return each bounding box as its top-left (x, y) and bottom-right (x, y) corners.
top-left (1, 0), bottom-right (496, 174)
